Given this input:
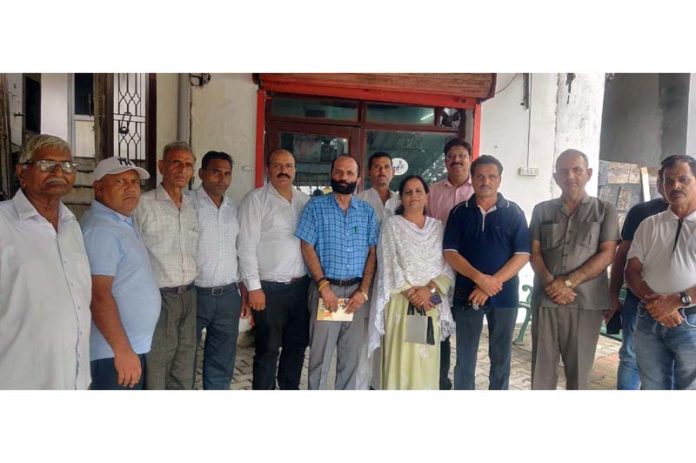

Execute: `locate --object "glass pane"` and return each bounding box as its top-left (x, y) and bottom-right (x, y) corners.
top-left (271, 97), bottom-right (358, 121)
top-left (278, 132), bottom-right (350, 195)
top-left (366, 131), bottom-right (455, 190)
top-left (438, 108), bottom-right (465, 129)
top-left (366, 103), bottom-right (434, 125)
top-left (74, 73), bottom-right (93, 116)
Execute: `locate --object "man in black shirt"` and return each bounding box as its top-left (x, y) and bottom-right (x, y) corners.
top-left (608, 161), bottom-right (669, 390)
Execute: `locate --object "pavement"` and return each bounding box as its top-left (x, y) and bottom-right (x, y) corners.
top-left (195, 323), bottom-right (621, 390)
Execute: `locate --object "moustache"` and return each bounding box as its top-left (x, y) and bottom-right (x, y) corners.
top-left (276, 173), bottom-right (291, 179)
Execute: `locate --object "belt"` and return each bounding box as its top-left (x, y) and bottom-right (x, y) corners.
top-left (327, 277), bottom-right (362, 287)
top-left (262, 276), bottom-right (307, 286)
top-left (196, 282), bottom-right (238, 296)
top-left (161, 282), bottom-right (195, 294)
top-left (682, 306), bottom-right (696, 316)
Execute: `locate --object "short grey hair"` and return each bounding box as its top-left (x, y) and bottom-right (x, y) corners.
top-left (19, 134), bottom-right (72, 164)
top-left (162, 141), bottom-right (196, 162)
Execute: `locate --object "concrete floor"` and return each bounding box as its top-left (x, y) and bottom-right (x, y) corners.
top-left (195, 323), bottom-right (622, 390)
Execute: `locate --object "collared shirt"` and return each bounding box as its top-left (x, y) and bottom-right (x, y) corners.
top-left (627, 208), bottom-right (696, 295)
top-left (80, 200), bottom-right (161, 361)
top-left (296, 193), bottom-right (379, 280)
top-left (0, 190), bottom-right (91, 389)
top-left (357, 187), bottom-right (400, 226)
top-left (427, 177), bottom-right (474, 225)
top-left (529, 194), bottom-right (620, 310)
top-left (134, 184), bottom-right (198, 288)
top-left (238, 183), bottom-right (309, 290)
top-left (621, 198), bottom-right (669, 241)
top-left (443, 193), bottom-right (530, 308)
top-left (192, 187), bottom-right (240, 287)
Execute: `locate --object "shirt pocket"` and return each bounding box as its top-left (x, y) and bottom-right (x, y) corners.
top-left (577, 221), bottom-right (600, 249)
top-left (540, 223), bottom-right (562, 250)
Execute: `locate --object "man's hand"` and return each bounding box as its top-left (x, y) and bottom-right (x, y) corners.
top-left (114, 349), bottom-right (142, 388)
top-left (474, 274), bottom-right (503, 297)
top-left (468, 287), bottom-right (489, 307)
top-left (657, 310), bottom-right (684, 328)
top-left (604, 296), bottom-right (622, 323)
top-left (240, 299), bottom-right (251, 319)
top-left (545, 278), bottom-right (576, 305)
top-left (645, 293), bottom-right (681, 324)
top-left (248, 289), bottom-right (266, 311)
top-left (345, 289), bottom-right (368, 314)
top-left (320, 286), bottom-right (339, 312)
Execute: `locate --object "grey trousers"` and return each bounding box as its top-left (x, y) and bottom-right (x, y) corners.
top-left (145, 286), bottom-right (197, 390)
top-left (308, 282), bottom-right (367, 390)
top-left (531, 305), bottom-right (604, 390)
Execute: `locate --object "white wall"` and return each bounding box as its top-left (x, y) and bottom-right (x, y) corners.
top-left (685, 74), bottom-right (696, 157)
top-left (6, 74), bottom-right (23, 146)
top-left (189, 73), bottom-right (258, 204)
top-left (155, 73), bottom-right (180, 184)
top-left (40, 74), bottom-right (69, 140)
top-left (480, 73), bottom-right (606, 302)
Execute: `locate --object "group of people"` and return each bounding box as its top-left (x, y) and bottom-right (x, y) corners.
top-left (1, 132), bottom-right (695, 390)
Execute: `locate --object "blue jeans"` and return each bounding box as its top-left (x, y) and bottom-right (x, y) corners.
top-left (90, 354), bottom-right (146, 390)
top-left (635, 305), bottom-right (696, 390)
top-left (617, 291), bottom-right (640, 390)
top-left (452, 305), bottom-right (518, 390)
top-left (195, 283), bottom-right (242, 390)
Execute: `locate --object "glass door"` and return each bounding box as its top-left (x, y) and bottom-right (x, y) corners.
top-left (267, 122), bottom-right (362, 196)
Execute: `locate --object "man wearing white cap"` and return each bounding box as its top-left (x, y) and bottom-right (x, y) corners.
top-left (80, 156), bottom-right (161, 389)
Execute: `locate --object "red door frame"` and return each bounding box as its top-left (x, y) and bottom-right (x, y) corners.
top-left (255, 85), bottom-right (484, 188)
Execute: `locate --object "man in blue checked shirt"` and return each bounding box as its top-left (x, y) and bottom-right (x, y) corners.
top-left (296, 155), bottom-right (379, 390)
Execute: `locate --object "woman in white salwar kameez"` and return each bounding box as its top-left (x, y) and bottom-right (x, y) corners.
top-left (368, 175), bottom-right (455, 390)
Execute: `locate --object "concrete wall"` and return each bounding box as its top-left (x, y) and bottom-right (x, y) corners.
top-left (600, 73), bottom-right (690, 166)
top-left (189, 73), bottom-right (258, 204)
top-left (155, 73), bottom-right (180, 185)
top-left (686, 74), bottom-right (696, 157)
top-left (40, 74), bottom-right (69, 140)
top-left (6, 74), bottom-right (23, 146)
top-left (479, 73), bottom-right (605, 301)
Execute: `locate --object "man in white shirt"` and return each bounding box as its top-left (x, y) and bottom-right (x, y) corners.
top-left (135, 141), bottom-right (199, 390)
top-left (356, 151), bottom-right (399, 389)
top-left (357, 151), bottom-right (400, 225)
top-left (192, 151), bottom-right (243, 390)
top-left (238, 149), bottom-right (310, 389)
top-left (0, 134), bottom-right (91, 389)
top-left (626, 154), bottom-right (696, 389)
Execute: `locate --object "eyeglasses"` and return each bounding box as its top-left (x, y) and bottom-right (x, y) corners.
top-left (22, 159), bottom-right (77, 173)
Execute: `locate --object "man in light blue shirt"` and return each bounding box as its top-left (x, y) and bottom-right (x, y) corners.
top-left (296, 155), bottom-right (378, 389)
top-left (81, 157), bottom-right (161, 390)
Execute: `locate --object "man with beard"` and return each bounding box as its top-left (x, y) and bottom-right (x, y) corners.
top-left (296, 155), bottom-right (379, 389)
top-left (0, 134), bottom-right (91, 389)
top-left (238, 149), bottom-right (310, 390)
top-left (626, 155), bottom-right (696, 389)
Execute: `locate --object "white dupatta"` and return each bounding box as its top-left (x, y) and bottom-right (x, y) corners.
top-left (368, 215), bottom-right (455, 356)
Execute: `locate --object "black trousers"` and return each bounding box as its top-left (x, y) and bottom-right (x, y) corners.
top-left (251, 276), bottom-right (310, 390)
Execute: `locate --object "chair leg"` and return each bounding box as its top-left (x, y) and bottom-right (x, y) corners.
top-left (513, 307), bottom-right (532, 345)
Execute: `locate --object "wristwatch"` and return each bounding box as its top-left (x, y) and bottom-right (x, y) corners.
top-left (680, 291), bottom-right (692, 307)
top-left (429, 286), bottom-right (438, 295)
top-left (564, 279), bottom-right (574, 289)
